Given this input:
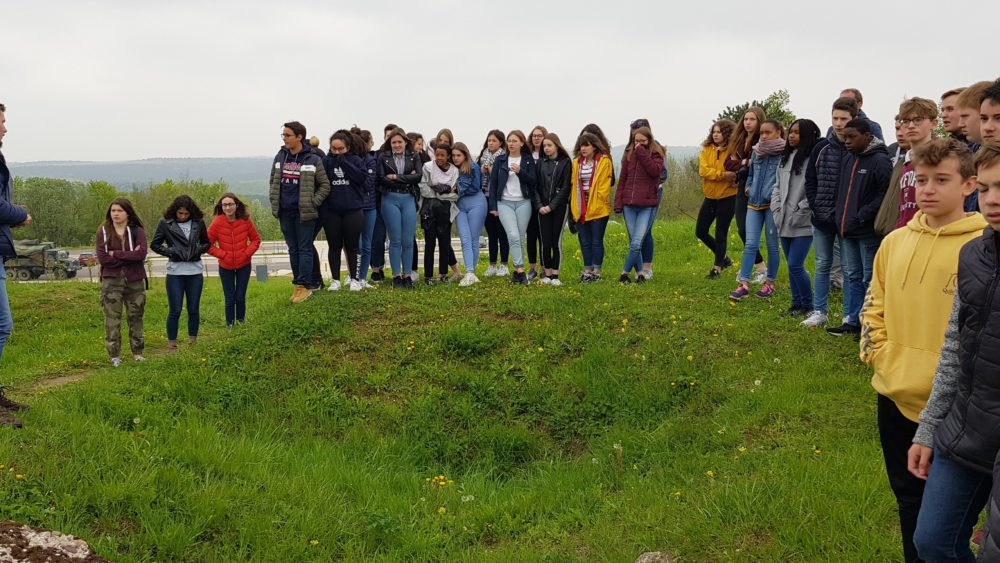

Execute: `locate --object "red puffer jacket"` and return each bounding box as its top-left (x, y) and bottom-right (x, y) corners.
top-left (613, 144), bottom-right (664, 212)
top-left (207, 215), bottom-right (261, 270)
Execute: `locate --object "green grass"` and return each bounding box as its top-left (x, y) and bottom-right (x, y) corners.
top-left (0, 219), bottom-right (899, 561)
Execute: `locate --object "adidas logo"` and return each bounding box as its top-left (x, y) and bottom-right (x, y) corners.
top-left (334, 167), bottom-right (345, 179)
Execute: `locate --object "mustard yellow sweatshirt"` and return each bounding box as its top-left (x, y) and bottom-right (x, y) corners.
top-left (862, 210), bottom-right (988, 421)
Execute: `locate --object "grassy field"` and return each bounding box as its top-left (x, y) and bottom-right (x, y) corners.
top-left (0, 219), bottom-right (900, 561)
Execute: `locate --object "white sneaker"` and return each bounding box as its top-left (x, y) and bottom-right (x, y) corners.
top-left (327, 280), bottom-right (341, 291)
top-left (752, 270), bottom-right (767, 285)
top-left (409, 271), bottom-right (419, 282)
top-left (349, 279), bottom-right (363, 291)
top-left (497, 264), bottom-right (509, 276)
top-left (540, 277), bottom-right (552, 285)
top-left (111, 357), bottom-right (122, 367)
top-left (549, 278), bottom-right (562, 286)
top-left (133, 354), bottom-right (145, 362)
top-left (484, 265), bottom-right (498, 277)
top-left (459, 272), bottom-right (473, 287)
top-left (361, 279), bottom-right (376, 289)
top-left (801, 311), bottom-right (829, 328)
top-left (641, 269), bottom-right (653, 280)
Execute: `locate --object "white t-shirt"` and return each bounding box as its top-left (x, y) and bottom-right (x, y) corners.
top-left (503, 155), bottom-right (524, 201)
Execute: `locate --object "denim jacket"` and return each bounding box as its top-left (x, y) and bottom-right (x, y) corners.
top-left (744, 152), bottom-right (781, 208)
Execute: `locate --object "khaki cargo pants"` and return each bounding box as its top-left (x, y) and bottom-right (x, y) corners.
top-left (100, 277), bottom-right (146, 358)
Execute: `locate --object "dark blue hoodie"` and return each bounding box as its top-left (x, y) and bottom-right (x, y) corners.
top-left (835, 138), bottom-right (891, 239)
top-left (0, 152), bottom-right (28, 260)
top-left (361, 151), bottom-right (377, 211)
top-left (321, 153), bottom-right (369, 212)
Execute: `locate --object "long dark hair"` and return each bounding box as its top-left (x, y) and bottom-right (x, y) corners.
top-left (579, 124), bottom-right (611, 157)
top-left (379, 127), bottom-right (412, 153)
top-left (624, 126), bottom-right (666, 162)
top-left (213, 192), bottom-right (249, 219)
top-left (541, 132), bottom-right (570, 160)
top-left (103, 197), bottom-right (144, 229)
top-left (573, 132), bottom-right (609, 158)
top-left (477, 129), bottom-right (507, 164)
top-left (781, 119), bottom-right (821, 175)
top-left (163, 195), bottom-right (204, 222)
top-left (330, 129), bottom-right (365, 156)
top-left (703, 119), bottom-right (736, 148)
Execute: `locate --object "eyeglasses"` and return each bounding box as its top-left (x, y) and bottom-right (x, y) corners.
top-left (896, 117), bottom-right (930, 127)
top-left (221, 202), bottom-right (236, 207)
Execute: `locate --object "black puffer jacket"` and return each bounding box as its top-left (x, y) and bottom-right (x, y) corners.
top-left (804, 132), bottom-right (845, 234)
top-left (533, 155), bottom-right (572, 211)
top-left (934, 228), bottom-right (1000, 474)
top-left (150, 218), bottom-right (210, 262)
top-left (834, 138), bottom-right (891, 239)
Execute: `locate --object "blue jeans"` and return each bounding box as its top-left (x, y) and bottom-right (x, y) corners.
top-left (623, 205), bottom-right (656, 274)
top-left (497, 199), bottom-right (533, 268)
top-left (456, 194), bottom-right (487, 272)
top-left (278, 211), bottom-right (317, 287)
top-left (165, 274), bottom-right (204, 341)
top-left (914, 450), bottom-right (992, 562)
top-left (739, 208), bottom-right (779, 282)
top-left (841, 236), bottom-right (882, 325)
top-left (781, 236), bottom-right (814, 309)
top-left (357, 208), bottom-right (377, 281)
top-left (0, 261), bottom-right (11, 368)
top-left (381, 191), bottom-right (417, 276)
top-left (218, 264), bottom-right (251, 326)
top-left (578, 216), bottom-right (609, 269)
top-left (641, 186), bottom-right (663, 264)
top-left (812, 228), bottom-right (838, 314)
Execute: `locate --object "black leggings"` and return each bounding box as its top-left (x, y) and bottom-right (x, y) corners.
top-left (526, 211), bottom-right (541, 266)
top-left (539, 207), bottom-right (567, 270)
top-left (422, 205), bottom-right (456, 278)
top-left (877, 394), bottom-right (926, 563)
top-left (485, 213), bottom-right (509, 264)
top-left (734, 189), bottom-right (764, 265)
top-left (319, 208), bottom-right (364, 281)
top-left (695, 196), bottom-right (737, 268)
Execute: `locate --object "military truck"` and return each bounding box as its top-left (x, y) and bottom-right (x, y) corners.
top-left (6, 240), bottom-right (81, 280)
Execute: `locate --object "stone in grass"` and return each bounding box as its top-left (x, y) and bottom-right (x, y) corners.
top-left (0, 520), bottom-right (109, 562)
top-left (635, 552), bottom-right (673, 563)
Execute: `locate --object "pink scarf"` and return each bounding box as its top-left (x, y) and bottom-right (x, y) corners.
top-left (752, 138), bottom-right (786, 157)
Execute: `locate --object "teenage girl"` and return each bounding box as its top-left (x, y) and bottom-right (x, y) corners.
top-left (533, 133), bottom-right (572, 285)
top-left (697, 119), bottom-right (737, 278)
top-left (772, 119), bottom-right (821, 316)
top-left (614, 126), bottom-right (665, 283)
top-left (489, 130), bottom-right (537, 285)
top-left (478, 130), bottom-right (509, 276)
top-left (729, 119), bottom-right (786, 301)
top-left (571, 132), bottom-right (614, 282)
top-left (321, 129), bottom-right (369, 291)
top-left (526, 125), bottom-right (548, 280)
top-left (376, 128), bottom-right (423, 289)
top-left (207, 192), bottom-right (261, 326)
top-left (419, 143), bottom-right (460, 284)
top-left (726, 107), bottom-right (767, 282)
top-left (95, 198), bottom-right (147, 366)
top-left (452, 142), bottom-right (486, 286)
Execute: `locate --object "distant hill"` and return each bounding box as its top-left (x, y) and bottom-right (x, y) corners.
top-left (10, 148), bottom-right (700, 194)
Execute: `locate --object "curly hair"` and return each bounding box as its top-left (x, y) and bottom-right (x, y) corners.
top-left (163, 195), bottom-right (204, 221)
top-left (213, 192), bottom-right (249, 219)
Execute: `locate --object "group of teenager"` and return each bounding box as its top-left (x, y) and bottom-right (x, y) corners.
top-left (693, 79), bottom-right (1000, 561)
top-left (270, 119), bottom-right (668, 303)
top-left (5, 81), bottom-right (1000, 560)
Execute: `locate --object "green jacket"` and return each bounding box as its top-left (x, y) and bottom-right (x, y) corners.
top-left (269, 146), bottom-right (331, 222)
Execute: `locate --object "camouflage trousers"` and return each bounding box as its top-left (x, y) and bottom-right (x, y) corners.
top-left (100, 277), bottom-right (146, 358)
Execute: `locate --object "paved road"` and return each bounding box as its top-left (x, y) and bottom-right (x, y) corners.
top-left (61, 239), bottom-right (472, 282)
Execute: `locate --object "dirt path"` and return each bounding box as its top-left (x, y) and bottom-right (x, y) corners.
top-left (24, 349), bottom-right (171, 393)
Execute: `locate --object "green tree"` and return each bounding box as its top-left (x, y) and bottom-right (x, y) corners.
top-left (717, 89), bottom-right (797, 129)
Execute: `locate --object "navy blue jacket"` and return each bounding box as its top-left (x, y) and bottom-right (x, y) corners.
top-left (0, 152), bottom-right (28, 261)
top-left (321, 153), bottom-right (369, 212)
top-left (488, 153), bottom-right (537, 212)
top-left (805, 132), bottom-right (846, 234)
top-left (834, 138), bottom-right (891, 239)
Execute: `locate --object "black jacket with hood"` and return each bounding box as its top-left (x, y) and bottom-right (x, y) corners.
top-left (835, 138), bottom-right (892, 239)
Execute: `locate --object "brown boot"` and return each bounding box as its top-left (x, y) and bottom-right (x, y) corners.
top-left (166, 341), bottom-right (179, 353)
top-left (0, 388), bottom-right (29, 411)
top-left (291, 285), bottom-right (313, 304)
top-left (0, 409), bottom-right (23, 428)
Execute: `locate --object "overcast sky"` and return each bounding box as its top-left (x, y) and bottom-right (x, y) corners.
top-left (2, 0), bottom-right (997, 163)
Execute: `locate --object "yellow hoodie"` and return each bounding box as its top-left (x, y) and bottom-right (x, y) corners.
top-left (862, 210), bottom-right (988, 421)
top-left (699, 145), bottom-right (737, 200)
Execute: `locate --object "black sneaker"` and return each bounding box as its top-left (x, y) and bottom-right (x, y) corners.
top-left (438, 274), bottom-right (450, 284)
top-left (780, 306), bottom-right (811, 318)
top-left (591, 274), bottom-right (602, 282)
top-left (826, 323), bottom-right (861, 337)
top-left (0, 389), bottom-right (29, 412)
top-left (403, 276), bottom-right (415, 289)
top-left (636, 274), bottom-right (646, 284)
top-left (619, 273), bottom-right (632, 284)
top-left (392, 276), bottom-right (404, 289)
top-left (526, 269), bottom-right (538, 281)
top-left (721, 256), bottom-right (733, 270)
top-left (372, 271), bottom-right (384, 283)
top-left (424, 278), bottom-right (435, 286)
top-left (706, 268), bottom-right (721, 280)
top-left (511, 271), bottom-right (528, 285)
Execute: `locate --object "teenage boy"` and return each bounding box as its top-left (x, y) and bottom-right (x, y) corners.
top-left (0, 102), bottom-right (32, 429)
top-left (269, 120), bottom-right (331, 304)
top-left (906, 141), bottom-right (1000, 562)
top-left (893, 98), bottom-right (939, 229)
top-left (941, 88), bottom-right (967, 140)
top-left (828, 119), bottom-right (891, 337)
top-left (861, 138), bottom-right (986, 563)
top-left (802, 96), bottom-right (857, 328)
top-left (957, 81), bottom-right (993, 146)
top-left (981, 78), bottom-right (1000, 144)
top-left (838, 87), bottom-right (885, 141)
